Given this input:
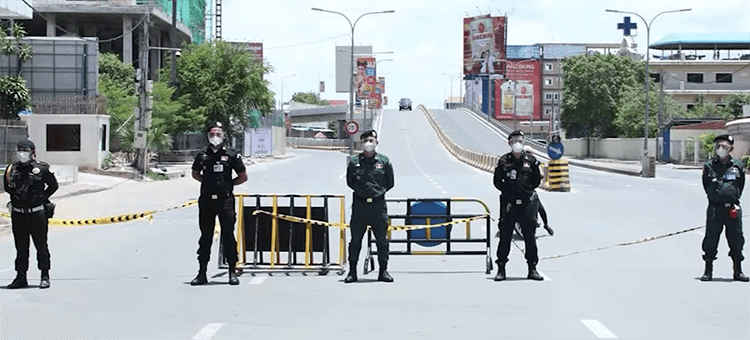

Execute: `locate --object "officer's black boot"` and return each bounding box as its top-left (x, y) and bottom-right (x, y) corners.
top-left (493, 263), bottom-right (506, 281)
top-left (378, 262), bottom-right (394, 283)
top-left (228, 264), bottom-right (239, 286)
top-left (733, 260), bottom-right (749, 282)
top-left (700, 260), bottom-right (713, 281)
top-left (344, 262), bottom-right (357, 283)
top-left (527, 263), bottom-right (544, 281)
top-left (190, 262), bottom-right (208, 286)
top-left (40, 270), bottom-right (50, 289)
top-left (7, 272), bottom-right (28, 289)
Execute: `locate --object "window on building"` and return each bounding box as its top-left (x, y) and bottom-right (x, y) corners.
top-left (687, 104), bottom-right (695, 111)
top-left (544, 107), bottom-right (552, 116)
top-left (47, 124), bottom-right (81, 152)
top-left (545, 63), bottom-right (553, 71)
top-left (545, 78), bottom-right (553, 86)
top-left (554, 93), bottom-right (560, 100)
top-left (716, 73), bottom-right (732, 83)
top-left (717, 104), bottom-right (726, 108)
top-left (650, 73), bottom-right (661, 83)
top-left (545, 93), bottom-right (553, 100)
top-left (687, 73), bottom-right (703, 83)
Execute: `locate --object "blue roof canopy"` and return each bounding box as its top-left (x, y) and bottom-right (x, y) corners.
top-left (650, 33), bottom-right (750, 50)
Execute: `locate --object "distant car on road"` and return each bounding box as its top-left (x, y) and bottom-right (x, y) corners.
top-left (399, 98), bottom-right (412, 111)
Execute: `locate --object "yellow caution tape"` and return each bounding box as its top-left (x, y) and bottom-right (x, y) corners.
top-left (0, 200), bottom-right (198, 226)
top-left (251, 210), bottom-right (489, 231)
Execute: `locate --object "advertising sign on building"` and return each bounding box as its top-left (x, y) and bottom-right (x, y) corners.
top-left (335, 45), bottom-right (372, 93)
top-left (463, 15), bottom-right (506, 75)
top-left (356, 57), bottom-right (376, 100)
top-left (246, 42), bottom-right (263, 62)
top-left (495, 60), bottom-right (541, 120)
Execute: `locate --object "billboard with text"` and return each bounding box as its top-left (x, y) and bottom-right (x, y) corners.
top-left (495, 60), bottom-right (541, 120)
top-left (356, 57), bottom-right (376, 100)
top-left (463, 15), bottom-right (506, 75)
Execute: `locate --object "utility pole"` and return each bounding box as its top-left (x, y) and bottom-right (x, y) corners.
top-left (170, 0), bottom-right (177, 86)
top-left (215, 0), bottom-right (222, 40)
top-left (658, 71), bottom-right (666, 161)
top-left (136, 15), bottom-right (151, 175)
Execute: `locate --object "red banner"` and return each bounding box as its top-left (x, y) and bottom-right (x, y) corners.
top-left (494, 60), bottom-right (541, 120)
top-left (356, 57), bottom-right (376, 100)
top-left (463, 15), bottom-right (506, 75)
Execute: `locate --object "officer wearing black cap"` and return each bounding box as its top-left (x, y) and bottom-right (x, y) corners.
top-left (190, 121), bottom-right (247, 286)
top-left (700, 133), bottom-right (748, 282)
top-left (3, 139), bottom-right (58, 289)
top-left (344, 130), bottom-right (395, 283)
top-left (493, 130), bottom-right (544, 281)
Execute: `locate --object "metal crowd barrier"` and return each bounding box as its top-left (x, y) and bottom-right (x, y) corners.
top-left (219, 194), bottom-right (347, 275)
top-left (364, 197), bottom-right (494, 274)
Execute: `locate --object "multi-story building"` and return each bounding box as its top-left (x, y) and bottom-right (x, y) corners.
top-left (648, 33), bottom-right (750, 110)
top-left (19, 0), bottom-right (207, 79)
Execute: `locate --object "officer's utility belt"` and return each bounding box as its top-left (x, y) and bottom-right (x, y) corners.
top-left (354, 195), bottom-right (384, 204)
top-left (710, 202), bottom-right (737, 208)
top-left (202, 192), bottom-right (233, 200)
top-left (12, 204), bottom-right (45, 214)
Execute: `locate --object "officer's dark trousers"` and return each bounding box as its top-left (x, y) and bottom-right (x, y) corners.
top-left (11, 210), bottom-right (50, 273)
top-left (703, 205), bottom-right (745, 262)
top-left (348, 198), bottom-right (389, 264)
top-left (497, 198), bottom-right (539, 265)
top-left (197, 195), bottom-right (238, 266)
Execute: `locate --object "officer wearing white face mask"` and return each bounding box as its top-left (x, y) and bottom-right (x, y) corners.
top-left (492, 130), bottom-right (543, 281)
top-left (4, 139), bottom-right (58, 289)
top-left (344, 130), bottom-right (395, 283)
top-left (190, 122), bottom-right (247, 286)
top-left (700, 134), bottom-right (748, 282)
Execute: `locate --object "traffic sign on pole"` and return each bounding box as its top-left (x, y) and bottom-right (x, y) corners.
top-left (345, 120), bottom-right (359, 135)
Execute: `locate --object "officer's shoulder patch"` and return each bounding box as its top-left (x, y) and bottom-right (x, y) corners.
top-left (349, 155), bottom-right (360, 163)
top-left (376, 153), bottom-right (390, 163)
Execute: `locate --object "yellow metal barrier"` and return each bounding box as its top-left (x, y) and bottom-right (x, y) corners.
top-left (222, 194), bottom-right (347, 275)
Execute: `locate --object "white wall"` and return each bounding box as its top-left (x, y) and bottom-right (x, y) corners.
top-left (0, 0), bottom-right (33, 19)
top-left (563, 138), bottom-right (657, 160)
top-left (20, 114), bottom-right (110, 169)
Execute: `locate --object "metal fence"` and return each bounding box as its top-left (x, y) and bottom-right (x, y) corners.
top-left (669, 139), bottom-right (707, 165)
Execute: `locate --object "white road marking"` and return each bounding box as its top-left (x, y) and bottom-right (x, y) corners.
top-left (442, 191), bottom-right (448, 195)
top-left (192, 323), bottom-right (225, 340)
top-left (537, 269), bottom-right (552, 281)
top-left (1, 266), bottom-right (13, 273)
top-left (338, 171), bottom-right (346, 179)
top-left (248, 277), bottom-right (267, 285)
top-left (436, 186), bottom-right (442, 190)
top-left (580, 319), bottom-right (617, 338)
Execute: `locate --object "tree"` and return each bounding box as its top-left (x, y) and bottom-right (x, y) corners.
top-left (291, 91), bottom-right (330, 106)
top-left (0, 23), bottom-right (33, 119)
top-left (176, 40), bottom-right (274, 136)
top-left (560, 54), bottom-right (642, 138)
top-left (615, 82), bottom-right (688, 138)
top-left (726, 93), bottom-right (750, 118)
top-left (98, 53), bottom-right (138, 145)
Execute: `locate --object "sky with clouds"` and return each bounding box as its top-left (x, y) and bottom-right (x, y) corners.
top-left (217, 0), bottom-right (749, 110)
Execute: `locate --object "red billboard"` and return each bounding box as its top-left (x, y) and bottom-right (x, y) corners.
top-left (246, 42), bottom-right (263, 62)
top-left (494, 60), bottom-right (541, 121)
top-left (463, 15), bottom-right (506, 75)
top-left (356, 57), bottom-right (376, 100)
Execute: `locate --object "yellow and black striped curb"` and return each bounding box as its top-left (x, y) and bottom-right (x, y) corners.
top-left (526, 225), bottom-right (706, 261)
top-left (251, 210), bottom-right (489, 231)
top-left (0, 200), bottom-right (198, 226)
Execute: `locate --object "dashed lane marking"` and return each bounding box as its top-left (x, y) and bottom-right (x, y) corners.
top-left (192, 323), bottom-right (225, 340)
top-left (580, 319), bottom-right (617, 338)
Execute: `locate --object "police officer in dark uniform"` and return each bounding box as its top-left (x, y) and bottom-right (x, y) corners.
top-left (700, 134), bottom-right (749, 282)
top-left (190, 122), bottom-right (247, 286)
top-left (493, 130), bottom-right (544, 281)
top-left (345, 130), bottom-right (395, 283)
top-left (3, 139), bottom-right (58, 289)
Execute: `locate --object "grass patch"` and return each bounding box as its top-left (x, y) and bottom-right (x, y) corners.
top-left (146, 171), bottom-right (168, 181)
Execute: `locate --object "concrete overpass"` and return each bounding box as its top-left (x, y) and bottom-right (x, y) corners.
top-left (286, 102), bottom-right (349, 124)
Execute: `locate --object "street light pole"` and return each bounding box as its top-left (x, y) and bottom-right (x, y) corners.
top-left (312, 8), bottom-right (395, 155)
top-left (606, 8), bottom-right (691, 177)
